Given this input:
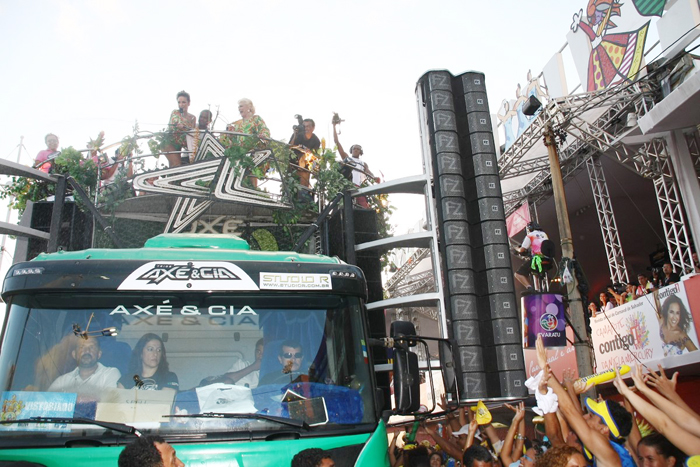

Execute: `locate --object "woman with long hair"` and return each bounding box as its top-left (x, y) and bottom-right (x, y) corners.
top-left (659, 296), bottom-right (697, 356)
top-left (118, 333), bottom-right (178, 391)
top-left (162, 90), bottom-right (196, 167)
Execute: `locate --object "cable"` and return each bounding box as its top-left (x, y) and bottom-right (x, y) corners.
top-left (594, 284), bottom-right (668, 373)
top-left (598, 304), bottom-right (652, 372)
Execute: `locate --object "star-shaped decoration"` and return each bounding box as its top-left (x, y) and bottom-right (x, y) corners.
top-left (132, 132), bottom-right (292, 233)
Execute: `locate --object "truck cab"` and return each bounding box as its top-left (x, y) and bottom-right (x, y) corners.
top-left (0, 234), bottom-right (390, 466)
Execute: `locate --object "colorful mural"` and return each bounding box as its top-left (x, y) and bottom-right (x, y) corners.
top-left (497, 71), bottom-right (548, 151)
top-left (570, 0), bottom-right (666, 92)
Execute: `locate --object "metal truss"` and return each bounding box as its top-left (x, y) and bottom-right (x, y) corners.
top-left (648, 139), bottom-right (695, 273)
top-left (501, 156), bottom-right (550, 180)
top-left (501, 78), bottom-right (662, 219)
top-left (684, 128), bottom-right (700, 179)
top-left (503, 148), bottom-right (591, 216)
top-left (499, 80), bottom-right (655, 181)
top-left (586, 157), bottom-right (629, 283)
top-left (391, 269), bottom-right (435, 298)
top-left (390, 305), bottom-right (440, 322)
top-left (385, 247), bottom-right (430, 292)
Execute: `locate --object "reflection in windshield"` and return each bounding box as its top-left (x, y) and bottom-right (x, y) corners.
top-left (0, 294), bottom-right (374, 439)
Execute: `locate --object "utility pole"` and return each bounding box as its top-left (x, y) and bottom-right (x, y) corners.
top-left (543, 123), bottom-right (595, 388)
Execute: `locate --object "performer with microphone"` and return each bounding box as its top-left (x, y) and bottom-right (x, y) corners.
top-left (162, 90), bottom-right (196, 168)
top-left (34, 133), bottom-right (60, 173)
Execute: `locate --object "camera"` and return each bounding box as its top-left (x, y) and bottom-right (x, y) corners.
top-left (610, 282), bottom-right (627, 294)
top-left (293, 114), bottom-right (305, 134)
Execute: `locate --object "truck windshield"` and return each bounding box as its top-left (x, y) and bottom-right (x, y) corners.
top-left (0, 292), bottom-right (375, 443)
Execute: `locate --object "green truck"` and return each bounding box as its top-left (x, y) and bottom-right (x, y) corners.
top-left (0, 233), bottom-right (451, 466)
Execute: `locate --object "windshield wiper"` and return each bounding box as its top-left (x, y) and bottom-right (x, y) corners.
top-left (0, 417), bottom-right (142, 437)
top-left (167, 412), bottom-right (309, 430)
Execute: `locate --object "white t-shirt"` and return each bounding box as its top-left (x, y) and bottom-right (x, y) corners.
top-left (102, 156), bottom-right (129, 186)
top-left (48, 363), bottom-right (121, 393)
top-left (345, 156), bottom-right (367, 186)
top-left (521, 230), bottom-right (548, 255)
top-left (226, 359), bottom-right (259, 389)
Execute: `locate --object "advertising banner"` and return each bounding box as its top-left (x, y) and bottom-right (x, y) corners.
top-left (522, 293), bottom-right (567, 348)
top-left (590, 280), bottom-right (699, 371)
top-left (523, 326), bottom-right (578, 383)
top-left (0, 391), bottom-right (76, 431)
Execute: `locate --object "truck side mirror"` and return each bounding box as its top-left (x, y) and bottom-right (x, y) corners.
top-left (391, 321), bottom-right (420, 414)
top-left (393, 346), bottom-right (420, 414)
top-left (439, 340), bottom-right (456, 393)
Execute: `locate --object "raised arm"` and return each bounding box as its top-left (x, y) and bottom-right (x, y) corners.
top-left (388, 430), bottom-right (402, 467)
top-left (540, 365), bottom-right (565, 447)
top-left (421, 420), bottom-right (464, 461)
top-left (621, 396), bottom-right (642, 459)
top-left (333, 123), bottom-right (348, 160)
top-left (562, 368), bottom-right (589, 416)
top-left (644, 364), bottom-right (700, 423)
top-left (608, 288), bottom-right (624, 306)
top-left (614, 368), bottom-right (700, 456)
top-left (462, 417), bottom-right (479, 453)
top-left (536, 336), bottom-right (621, 467)
top-left (222, 359), bottom-right (261, 385)
top-left (629, 365), bottom-right (700, 437)
top-left (500, 402), bottom-right (525, 466)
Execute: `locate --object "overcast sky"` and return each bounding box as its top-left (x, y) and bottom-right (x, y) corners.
top-left (1, 0), bottom-right (581, 172)
top-left (0, 0), bottom-right (591, 283)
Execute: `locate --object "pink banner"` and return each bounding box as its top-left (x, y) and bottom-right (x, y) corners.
top-left (506, 202), bottom-right (530, 238)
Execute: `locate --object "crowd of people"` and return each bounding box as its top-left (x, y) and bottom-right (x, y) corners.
top-left (113, 337), bottom-right (700, 467)
top-left (33, 90), bottom-right (379, 203)
top-left (589, 259), bottom-right (699, 317)
top-left (384, 336), bottom-right (699, 467)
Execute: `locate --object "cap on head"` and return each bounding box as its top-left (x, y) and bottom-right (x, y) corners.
top-left (585, 398), bottom-right (621, 439)
top-left (526, 222), bottom-right (541, 232)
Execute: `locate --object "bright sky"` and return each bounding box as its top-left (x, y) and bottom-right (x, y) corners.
top-left (0, 0), bottom-right (583, 291)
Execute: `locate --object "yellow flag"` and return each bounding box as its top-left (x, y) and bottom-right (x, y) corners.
top-left (474, 400), bottom-right (492, 425)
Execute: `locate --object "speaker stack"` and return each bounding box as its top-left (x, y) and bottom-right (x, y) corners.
top-left (417, 70), bottom-right (526, 398)
top-left (327, 208), bottom-right (391, 406)
top-left (28, 201), bottom-right (94, 260)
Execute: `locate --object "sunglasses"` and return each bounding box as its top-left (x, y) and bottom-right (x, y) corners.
top-left (523, 455), bottom-right (534, 463)
top-left (281, 352), bottom-right (303, 359)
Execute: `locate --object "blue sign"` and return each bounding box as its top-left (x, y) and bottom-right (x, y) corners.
top-left (1, 391), bottom-right (77, 431)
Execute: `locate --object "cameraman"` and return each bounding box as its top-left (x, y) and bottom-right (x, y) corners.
top-left (289, 118), bottom-right (320, 189)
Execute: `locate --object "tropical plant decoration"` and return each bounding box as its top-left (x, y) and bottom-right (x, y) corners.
top-left (0, 147), bottom-right (98, 214)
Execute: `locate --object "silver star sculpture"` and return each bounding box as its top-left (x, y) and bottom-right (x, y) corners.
top-left (132, 132), bottom-right (292, 233)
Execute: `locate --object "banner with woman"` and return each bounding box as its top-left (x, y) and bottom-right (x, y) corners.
top-left (590, 278), bottom-right (699, 371)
